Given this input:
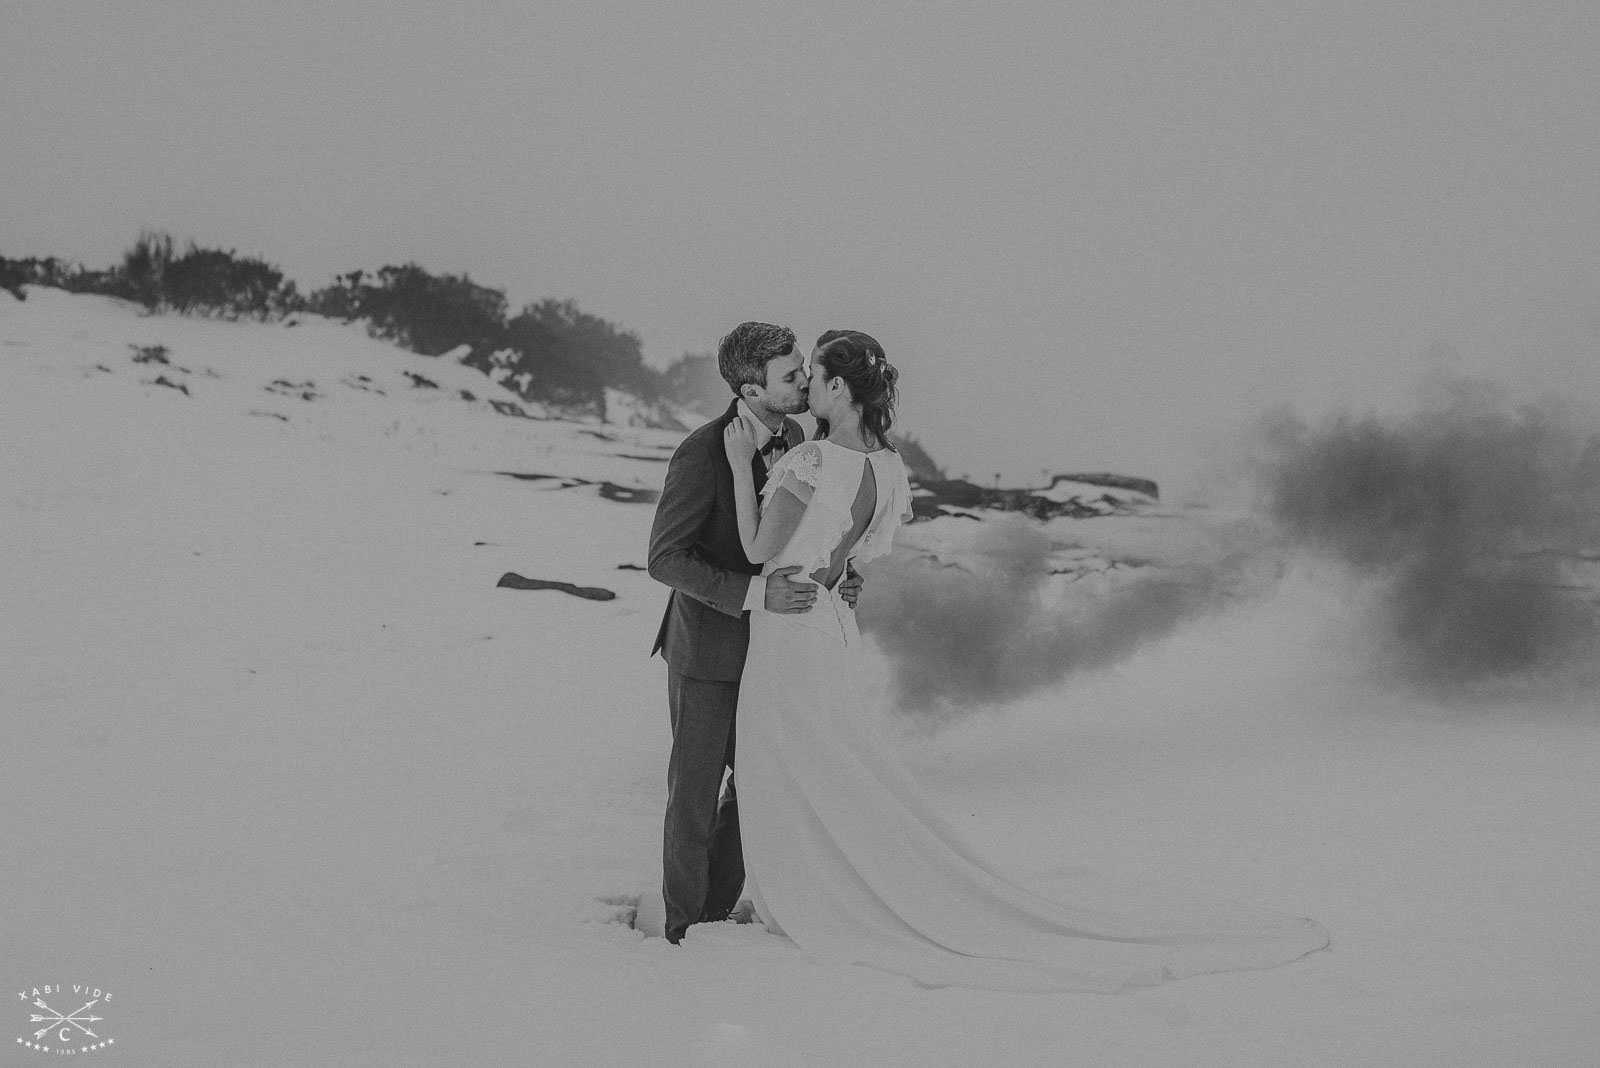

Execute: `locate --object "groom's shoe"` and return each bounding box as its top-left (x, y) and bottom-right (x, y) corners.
top-left (665, 924), bottom-right (687, 945)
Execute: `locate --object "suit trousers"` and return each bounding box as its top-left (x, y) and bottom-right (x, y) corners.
top-left (662, 668), bottom-right (745, 936)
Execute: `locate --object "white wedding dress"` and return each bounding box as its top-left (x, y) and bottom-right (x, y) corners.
top-left (736, 439), bottom-right (1329, 991)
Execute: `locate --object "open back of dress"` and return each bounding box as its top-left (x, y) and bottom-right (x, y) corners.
top-left (758, 438), bottom-right (899, 591)
top-left (767, 444), bottom-right (878, 591)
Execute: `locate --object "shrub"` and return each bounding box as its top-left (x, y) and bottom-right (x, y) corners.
top-left (3, 241), bottom-right (178, 305)
top-left (523, 349), bottom-right (606, 412)
top-left (304, 270), bottom-right (368, 320)
top-left (0, 254), bottom-right (76, 298)
top-left (117, 230), bottom-right (174, 309)
top-left (462, 340), bottom-right (606, 414)
top-left (161, 244), bottom-right (301, 319)
top-left (46, 232), bottom-right (305, 318)
top-left (507, 299), bottom-right (661, 403)
top-left (309, 264), bottom-right (507, 356)
top-left (661, 352), bottom-right (730, 415)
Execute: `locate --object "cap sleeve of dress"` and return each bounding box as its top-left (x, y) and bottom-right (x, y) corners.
top-left (762, 440), bottom-right (822, 507)
top-left (853, 452), bottom-right (914, 566)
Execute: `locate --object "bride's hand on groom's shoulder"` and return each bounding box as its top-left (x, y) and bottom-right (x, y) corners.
top-left (723, 421), bottom-right (758, 466)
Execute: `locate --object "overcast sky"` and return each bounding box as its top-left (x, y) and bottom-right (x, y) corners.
top-left (5, 1), bottom-right (1598, 493)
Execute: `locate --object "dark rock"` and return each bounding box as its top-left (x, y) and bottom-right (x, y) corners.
top-left (267, 379), bottom-right (318, 401)
top-left (494, 471), bottom-right (659, 505)
top-left (497, 471), bottom-right (563, 483)
top-left (1051, 472), bottom-right (1160, 499)
top-left (496, 573), bottom-right (617, 601)
top-left (891, 434), bottom-right (945, 483)
top-left (342, 374), bottom-right (385, 395)
top-left (489, 400), bottom-right (536, 419)
top-left (597, 482), bottom-right (659, 504)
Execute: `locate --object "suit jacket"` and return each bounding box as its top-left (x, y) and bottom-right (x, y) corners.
top-left (648, 399), bottom-right (802, 681)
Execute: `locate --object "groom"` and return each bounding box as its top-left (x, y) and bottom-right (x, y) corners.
top-left (647, 322), bottom-right (860, 944)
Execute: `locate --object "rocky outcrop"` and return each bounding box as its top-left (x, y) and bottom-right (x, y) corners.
top-left (1051, 472), bottom-right (1158, 499)
top-left (910, 472), bottom-right (1157, 521)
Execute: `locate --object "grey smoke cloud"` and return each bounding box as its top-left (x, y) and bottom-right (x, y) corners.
top-left (856, 520), bottom-right (1256, 724)
top-left (858, 374), bottom-right (1599, 722)
top-left (1254, 377), bottom-right (1600, 690)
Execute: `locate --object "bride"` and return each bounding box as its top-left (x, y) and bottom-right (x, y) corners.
top-left (722, 329), bottom-right (1329, 992)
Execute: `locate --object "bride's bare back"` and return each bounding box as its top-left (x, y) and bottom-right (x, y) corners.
top-left (753, 439), bottom-right (907, 596)
top-left (813, 458), bottom-right (877, 590)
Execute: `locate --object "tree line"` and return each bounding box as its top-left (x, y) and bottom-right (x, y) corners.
top-left (1, 232), bottom-right (731, 418)
top-left (1, 232), bottom-right (943, 475)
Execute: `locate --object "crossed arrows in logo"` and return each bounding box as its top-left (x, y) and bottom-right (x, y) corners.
top-left (29, 997), bottom-right (102, 1041)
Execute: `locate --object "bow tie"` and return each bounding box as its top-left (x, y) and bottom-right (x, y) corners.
top-left (760, 434), bottom-right (787, 458)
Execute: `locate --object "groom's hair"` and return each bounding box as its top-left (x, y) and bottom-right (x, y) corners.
top-left (717, 322), bottom-right (797, 395)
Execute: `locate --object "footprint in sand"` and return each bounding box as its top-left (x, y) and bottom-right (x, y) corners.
top-left (591, 891), bottom-right (667, 938)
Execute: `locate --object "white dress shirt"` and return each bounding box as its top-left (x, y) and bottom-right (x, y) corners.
top-left (737, 400), bottom-right (790, 612)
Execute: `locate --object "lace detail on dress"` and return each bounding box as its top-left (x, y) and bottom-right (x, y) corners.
top-left (783, 442), bottom-right (822, 488)
top-left (762, 441), bottom-right (820, 507)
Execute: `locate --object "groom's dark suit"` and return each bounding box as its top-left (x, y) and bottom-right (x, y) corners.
top-left (648, 399), bottom-right (801, 941)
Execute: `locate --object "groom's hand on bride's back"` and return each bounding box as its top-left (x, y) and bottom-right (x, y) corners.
top-left (764, 565), bottom-right (817, 614)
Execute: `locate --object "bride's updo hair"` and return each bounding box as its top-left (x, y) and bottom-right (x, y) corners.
top-left (813, 329), bottom-right (899, 451)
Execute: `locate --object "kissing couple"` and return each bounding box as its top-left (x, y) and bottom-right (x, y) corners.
top-left (646, 323), bottom-right (1328, 990)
